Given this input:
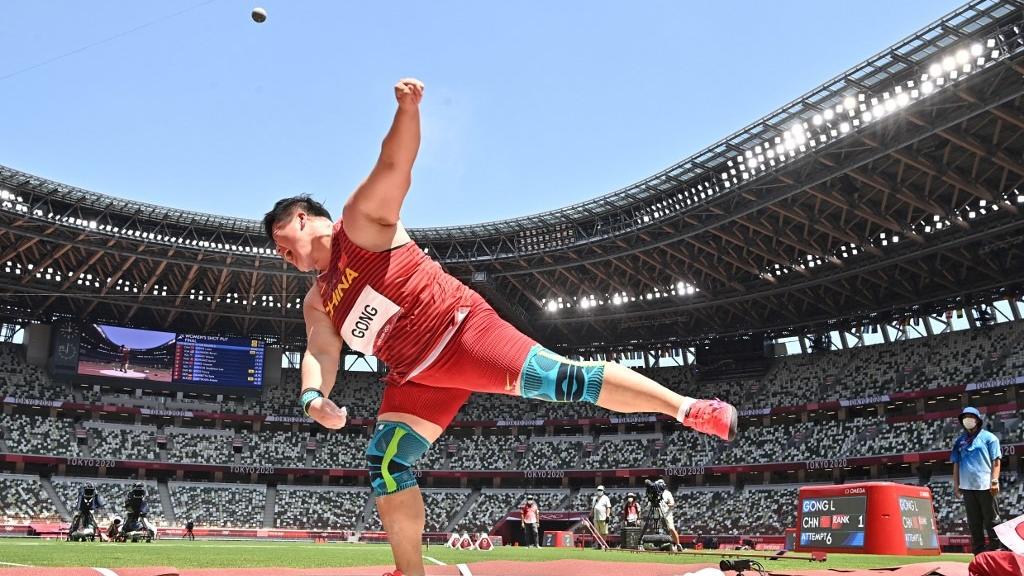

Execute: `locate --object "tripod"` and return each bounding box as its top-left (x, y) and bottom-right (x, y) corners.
top-left (635, 496), bottom-right (662, 550)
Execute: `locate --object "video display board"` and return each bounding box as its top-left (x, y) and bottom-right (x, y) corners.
top-left (77, 324), bottom-right (264, 389)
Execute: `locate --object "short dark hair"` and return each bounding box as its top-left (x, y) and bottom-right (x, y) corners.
top-left (262, 195), bottom-right (332, 240)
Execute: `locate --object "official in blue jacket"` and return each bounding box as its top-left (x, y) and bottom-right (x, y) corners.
top-left (950, 406), bottom-right (1002, 554)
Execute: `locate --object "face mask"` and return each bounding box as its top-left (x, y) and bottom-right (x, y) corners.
top-left (963, 419), bottom-right (977, 430)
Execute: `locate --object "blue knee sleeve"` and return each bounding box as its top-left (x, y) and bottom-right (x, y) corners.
top-left (519, 345), bottom-right (604, 404)
top-left (366, 421), bottom-right (430, 497)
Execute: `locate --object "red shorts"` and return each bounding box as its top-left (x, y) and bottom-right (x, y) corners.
top-left (377, 292), bottom-right (536, 429)
top-left (969, 551), bottom-right (1024, 576)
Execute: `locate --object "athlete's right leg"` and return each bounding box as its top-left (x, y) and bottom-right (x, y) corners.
top-left (413, 293), bottom-right (737, 440)
top-left (370, 383), bottom-right (470, 576)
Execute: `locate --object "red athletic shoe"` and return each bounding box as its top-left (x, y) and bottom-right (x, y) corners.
top-left (382, 571), bottom-right (402, 576)
top-left (683, 399), bottom-right (738, 441)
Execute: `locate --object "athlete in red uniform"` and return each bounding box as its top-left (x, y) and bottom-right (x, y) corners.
top-left (264, 78), bottom-right (738, 576)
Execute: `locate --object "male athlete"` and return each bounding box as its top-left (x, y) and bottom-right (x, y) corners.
top-left (263, 78), bottom-right (738, 576)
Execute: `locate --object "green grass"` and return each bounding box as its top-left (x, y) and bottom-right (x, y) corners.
top-left (0, 539), bottom-right (974, 571)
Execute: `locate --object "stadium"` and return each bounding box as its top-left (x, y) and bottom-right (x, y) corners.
top-left (1, 1), bottom-right (1023, 575)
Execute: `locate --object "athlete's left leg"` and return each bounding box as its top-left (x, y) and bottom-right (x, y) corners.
top-left (412, 293), bottom-right (737, 440)
top-left (370, 383), bottom-right (471, 576)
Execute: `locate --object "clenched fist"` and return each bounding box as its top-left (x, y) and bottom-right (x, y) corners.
top-left (395, 78), bottom-right (424, 108)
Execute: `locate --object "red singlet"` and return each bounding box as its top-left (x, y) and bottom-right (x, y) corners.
top-left (317, 221), bottom-right (537, 429)
top-left (316, 221), bottom-right (474, 385)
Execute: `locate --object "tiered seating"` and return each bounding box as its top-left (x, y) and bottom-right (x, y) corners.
top-left (718, 422), bottom-right (822, 465)
top-left (638, 365), bottom-right (696, 396)
top-left (260, 370), bottom-right (303, 416)
top-left (759, 355), bottom-right (843, 408)
top-left (913, 328), bottom-right (1003, 389)
top-left (166, 429), bottom-right (236, 465)
top-left (992, 347), bottom-right (1024, 379)
top-left (0, 413), bottom-right (80, 457)
top-left (672, 487), bottom-right (798, 535)
top-left (326, 373), bottom-right (384, 421)
top-left (0, 343), bottom-right (67, 401)
top-left (418, 441), bottom-right (448, 470)
top-left (78, 388), bottom-right (103, 403)
top-left (273, 486), bottom-right (367, 530)
top-left (581, 437), bottom-right (650, 469)
top-left (0, 473), bottom-right (60, 523)
top-left (448, 435), bottom-right (522, 470)
top-left (311, 432), bottom-right (365, 469)
top-left (169, 482), bottom-right (265, 528)
top-left (714, 418), bottom-right (950, 465)
top-left (90, 427), bottom-right (159, 461)
top-left (656, 430), bottom-right (721, 467)
top-left (989, 321), bottom-right (1024, 379)
top-left (852, 419), bottom-right (947, 456)
top-left (422, 490), bottom-right (472, 532)
top-left (520, 438), bottom-right (581, 470)
top-left (841, 338), bottom-right (931, 399)
top-left (51, 477), bottom-right (167, 526)
top-left (689, 379), bottom-right (759, 409)
top-left (241, 430), bottom-right (307, 466)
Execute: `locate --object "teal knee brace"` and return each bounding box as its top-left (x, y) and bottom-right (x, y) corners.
top-left (519, 345), bottom-right (604, 404)
top-left (366, 421), bottom-right (430, 497)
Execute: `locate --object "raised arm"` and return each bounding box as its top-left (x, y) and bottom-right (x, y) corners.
top-left (301, 288), bottom-right (347, 429)
top-left (342, 78), bottom-right (423, 251)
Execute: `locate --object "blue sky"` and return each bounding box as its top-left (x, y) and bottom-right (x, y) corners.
top-left (1, 0), bottom-right (965, 227)
top-left (99, 324), bottom-right (176, 348)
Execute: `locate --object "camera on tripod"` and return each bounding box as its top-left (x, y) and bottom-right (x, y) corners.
top-left (643, 478), bottom-right (665, 503)
top-left (120, 483), bottom-right (156, 543)
top-left (69, 483), bottom-right (104, 542)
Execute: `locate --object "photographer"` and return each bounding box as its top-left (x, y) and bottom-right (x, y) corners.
top-left (648, 479), bottom-right (680, 552)
top-left (69, 483), bottom-right (106, 541)
top-left (122, 483), bottom-right (157, 542)
top-left (185, 518), bottom-right (196, 541)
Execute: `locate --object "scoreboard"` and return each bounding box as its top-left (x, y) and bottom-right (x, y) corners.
top-left (797, 482), bottom-right (939, 555)
top-left (899, 496), bottom-right (939, 550)
top-left (172, 334), bottom-right (264, 388)
top-left (799, 495), bottom-right (866, 548)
